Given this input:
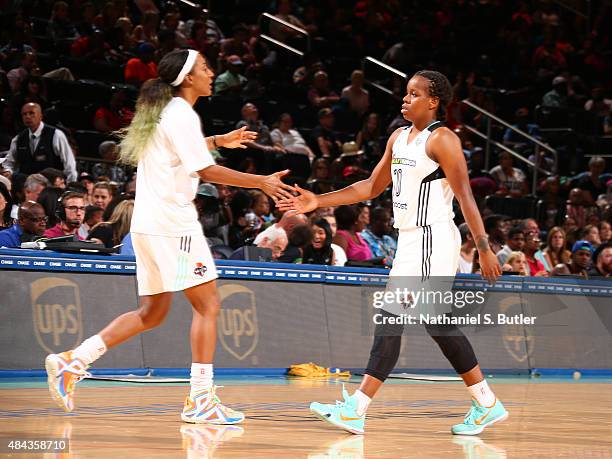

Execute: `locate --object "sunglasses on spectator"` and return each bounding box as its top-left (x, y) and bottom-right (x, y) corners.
top-left (65, 205), bottom-right (86, 212)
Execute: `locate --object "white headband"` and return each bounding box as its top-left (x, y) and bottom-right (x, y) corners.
top-left (170, 49), bottom-right (198, 87)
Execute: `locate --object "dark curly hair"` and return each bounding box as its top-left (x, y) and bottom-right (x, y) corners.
top-left (414, 70), bottom-right (453, 121)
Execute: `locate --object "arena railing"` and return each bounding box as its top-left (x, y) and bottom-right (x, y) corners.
top-left (461, 99), bottom-right (559, 196)
top-left (259, 12), bottom-right (311, 56)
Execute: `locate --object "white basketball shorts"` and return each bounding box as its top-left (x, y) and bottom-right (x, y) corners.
top-left (131, 232), bottom-right (218, 296)
top-left (389, 221), bottom-right (461, 278)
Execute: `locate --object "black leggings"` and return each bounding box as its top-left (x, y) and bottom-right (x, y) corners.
top-left (364, 315), bottom-right (478, 382)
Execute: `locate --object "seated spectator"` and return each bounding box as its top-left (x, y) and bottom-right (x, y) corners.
top-left (584, 86), bottom-right (612, 118)
top-left (484, 214), bottom-right (507, 254)
top-left (0, 182), bottom-right (13, 229)
top-left (523, 231), bottom-right (547, 276)
top-left (308, 70), bottom-right (339, 109)
top-left (503, 251), bottom-right (529, 275)
top-left (307, 158), bottom-right (334, 194)
top-left (39, 167), bottom-right (65, 188)
top-left (551, 240), bottom-right (593, 277)
top-left (318, 213), bottom-right (346, 266)
top-left (496, 226), bottom-right (525, 265)
top-left (230, 224), bottom-right (288, 261)
top-left (538, 176), bottom-right (565, 228)
top-left (6, 51), bottom-right (37, 93)
top-left (36, 186), bottom-right (63, 227)
top-left (227, 191), bottom-right (257, 249)
top-left (270, 0), bottom-right (312, 42)
top-left (361, 207), bottom-right (396, 267)
top-left (78, 173), bottom-right (95, 204)
top-left (571, 156), bottom-right (609, 204)
top-left (539, 226), bottom-right (571, 272)
top-left (270, 113), bottom-right (314, 159)
top-left (131, 11), bottom-right (159, 48)
top-left (92, 141), bottom-right (127, 183)
top-left (566, 188), bottom-right (587, 228)
top-left (213, 55), bottom-right (247, 96)
top-left (600, 220), bottom-right (611, 244)
top-left (489, 151), bottom-right (528, 197)
top-left (356, 113), bottom-right (383, 160)
top-left (219, 24), bottom-right (251, 63)
top-left (579, 224), bottom-right (601, 249)
top-left (277, 223), bottom-right (313, 263)
top-left (588, 243), bottom-right (612, 278)
top-left (194, 183), bottom-right (227, 244)
top-left (333, 205), bottom-right (372, 262)
top-left (13, 173), bottom-right (50, 219)
top-left (87, 199), bottom-right (133, 248)
top-left (331, 142), bottom-right (369, 183)
top-left (253, 210), bottom-right (307, 244)
top-left (78, 204), bottom-right (103, 239)
top-left (541, 75), bottom-right (568, 110)
top-left (457, 222), bottom-right (474, 274)
top-left (302, 218), bottom-right (334, 265)
top-left (43, 191), bottom-right (86, 239)
top-left (92, 181), bottom-right (113, 210)
top-left (10, 75), bottom-right (49, 112)
top-left (70, 29), bottom-right (113, 61)
top-left (311, 108), bottom-right (342, 158)
top-left (236, 102), bottom-right (285, 172)
top-left (251, 190), bottom-right (272, 226)
top-left (341, 70), bottom-right (370, 117)
top-left (93, 90), bottom-right (134, 133)
top-left (124, 42), bottom-right (157, 86)
top-left (0, 201), bottom-right (46, 247)
top-left (47, 1), bottom-right (79, 41)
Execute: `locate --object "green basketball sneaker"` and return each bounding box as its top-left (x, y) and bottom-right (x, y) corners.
top-left (310, 386), bottom-right (365, 434)
top-left (451, 398), bottom-right (509, 436)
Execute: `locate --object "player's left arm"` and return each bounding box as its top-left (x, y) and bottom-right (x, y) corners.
top-left (204, 126), bottom-right (257, 151)
top-left (428, 128), bottom-right (502, 283)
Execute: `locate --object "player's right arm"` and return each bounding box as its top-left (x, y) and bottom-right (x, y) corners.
top-left (278, 128), bottom-right (402, 213)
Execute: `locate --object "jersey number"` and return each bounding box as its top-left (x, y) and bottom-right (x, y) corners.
top-left (393, 168), bottom-right (402, 197)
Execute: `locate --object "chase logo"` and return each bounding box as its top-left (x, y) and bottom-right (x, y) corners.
top-left (31, 278), bottom-right (83, 354)
top-left (391, 158), bottom-right (416, 167)
top-left (218, 284), bottom-right (258, 361)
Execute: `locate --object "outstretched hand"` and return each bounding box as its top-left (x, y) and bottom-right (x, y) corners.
top-left (276, 184), bottom-right (319, 214)
top-left (220, 126), bottom-right (257, 149)
top-left (260, 169), bottom-right (296, 202)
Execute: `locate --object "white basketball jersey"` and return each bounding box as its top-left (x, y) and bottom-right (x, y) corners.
top-left (391, 122), bottom-right (455, 230)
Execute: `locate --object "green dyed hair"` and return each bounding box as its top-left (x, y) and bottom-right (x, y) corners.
top-left (117, 49), bottom-right (192, 166)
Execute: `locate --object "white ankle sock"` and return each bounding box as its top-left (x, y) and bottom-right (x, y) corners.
top-left (72, 335), bottom-right (107, 366)
top-left (468, 379), bottom-right (496, 407)
top-left (353, 390), bottom-right (371, 416)
top-left (190, 363), bottom-right (213, 397)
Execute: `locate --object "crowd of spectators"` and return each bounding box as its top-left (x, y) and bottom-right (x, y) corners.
top-left (0, 0), bottom-right (610, 278)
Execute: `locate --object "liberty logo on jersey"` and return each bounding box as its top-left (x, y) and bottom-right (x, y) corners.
top-left (391, 158), bottom-right (416, 167)
top-left (217, 284), bottom-right (258, 361)
top-left (31, 277), bottom-right (83, 354)
top-left (194, 262), bottom-right (207, 277)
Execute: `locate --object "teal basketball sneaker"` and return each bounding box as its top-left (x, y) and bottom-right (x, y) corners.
top-left (451, 398), bottom-right (509, 435)
top-left (309, 386), bottom-right (365, 434)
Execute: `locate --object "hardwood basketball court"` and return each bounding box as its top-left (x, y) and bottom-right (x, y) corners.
top-left (1, 376), bottom-right (611, 458)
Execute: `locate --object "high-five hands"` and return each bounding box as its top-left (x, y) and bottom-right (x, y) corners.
top-left (261, 170), bottom-right (297, 202)
top-left (276, 184), bottom-right (319, 214)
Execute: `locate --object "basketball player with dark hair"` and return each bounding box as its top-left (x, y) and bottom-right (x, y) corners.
top-left (279, 70), bottom-right (507, 435)
top-left (45, 49), bottom-right (295, 424)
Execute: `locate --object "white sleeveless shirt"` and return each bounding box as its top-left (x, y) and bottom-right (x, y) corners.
top-left (391, 122), bottom-right (455, 230)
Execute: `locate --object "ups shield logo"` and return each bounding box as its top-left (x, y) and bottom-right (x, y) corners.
top-left (31, 278), bottom-right (83, 354)
top-left (500, 296), bottom-right (534, 363)
top-left (218, 284), bottom-right (258, 361)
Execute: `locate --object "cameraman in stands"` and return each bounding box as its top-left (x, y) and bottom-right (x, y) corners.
top-left (43, 191), bottom-right (85, 239)
top-left (0, 201), bottom-right (47, 247)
